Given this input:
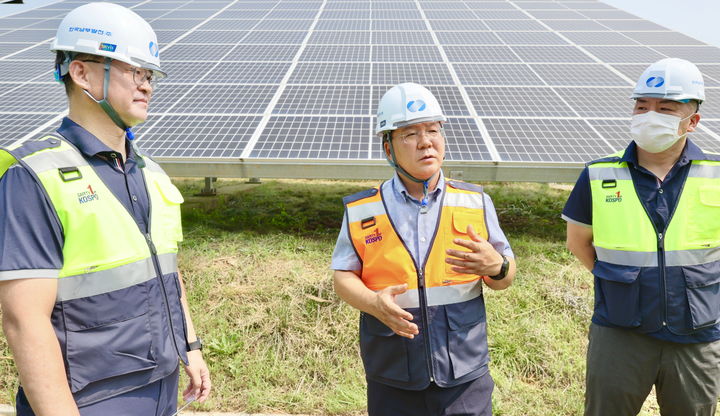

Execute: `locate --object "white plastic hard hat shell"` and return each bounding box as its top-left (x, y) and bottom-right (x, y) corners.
top-left (376, 83), bottom-right (446, 135)
top-left (631, 58), bottom-right (704, 103)
top-left (51, 2), bottom-right (165, 77)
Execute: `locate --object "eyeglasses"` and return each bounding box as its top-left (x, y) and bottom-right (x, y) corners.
top-left (81, 59), bottom-right (157, 89)
top-left (397, 129), bottom-right (443, 145)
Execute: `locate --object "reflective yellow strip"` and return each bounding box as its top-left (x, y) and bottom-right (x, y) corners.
top-left (57, 253), bottom-right (177, 301)
top-left (393, 280), bottom-right (482, 309)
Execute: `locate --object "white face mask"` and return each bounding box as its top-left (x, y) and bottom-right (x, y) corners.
top-left (630, 111), bottom-right (694, 153)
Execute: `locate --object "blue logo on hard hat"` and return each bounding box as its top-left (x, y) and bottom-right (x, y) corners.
top-left (407, 100), bottom-right (426, 112)
top-left (646, 76), bottom-right (665, 88)
top-left (149, 41), bottom-right (159, 58)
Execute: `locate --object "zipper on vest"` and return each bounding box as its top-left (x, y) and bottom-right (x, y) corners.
top-left (417, 269), bottom-right (434, 383)
top-left (657, 232), bottom-right (668, 328)
top-left (141, 167), bottom-right (184, 361)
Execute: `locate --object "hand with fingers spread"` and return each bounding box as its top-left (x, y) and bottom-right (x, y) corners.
top-left (445, 224), bottom-right (504, 277)
top-left (372, 283), bottom-right (419, 339)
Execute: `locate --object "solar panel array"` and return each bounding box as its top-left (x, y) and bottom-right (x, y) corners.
top-left (1, 0), bottom-right (720, 181)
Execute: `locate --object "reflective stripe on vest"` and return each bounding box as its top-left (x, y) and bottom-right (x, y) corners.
top-left (589, 154), bottom-right (720, 267)
top-left (56, 253), bottom-right (177, 301)
top-left (346, 181), bottom-right (488, 309)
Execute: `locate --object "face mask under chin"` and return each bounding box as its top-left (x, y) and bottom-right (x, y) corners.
top-left (630, 111), bottom-right (694, 153)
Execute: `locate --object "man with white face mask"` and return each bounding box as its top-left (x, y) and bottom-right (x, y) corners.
top-left (563, 57), bottom-right (720, 416)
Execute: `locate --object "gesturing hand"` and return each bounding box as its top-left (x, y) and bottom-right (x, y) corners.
top-left (445, 224), bottom-right (503, 276)
top-left (373, 284), bottom-right (419, 339)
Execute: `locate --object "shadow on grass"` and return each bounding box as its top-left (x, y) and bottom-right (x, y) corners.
top-left (180, 180), bottom-right (569, 242)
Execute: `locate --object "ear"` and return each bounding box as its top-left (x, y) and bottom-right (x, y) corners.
top-left (67, 60), bottom-right (94, 91)
top-left (687, 112), bottom-right (701, 133)
top-left (383, 139), bottom-right (391, 159)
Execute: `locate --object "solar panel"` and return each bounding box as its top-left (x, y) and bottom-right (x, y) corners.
top-left (428, 20), bottom-right (489, 31)
top-left (301, 45), bottom-right (370, 62)
top-left (487, 118), bottom-right (613, 163)
top-left (250, 116), bottom-right (370, 159)
top-left (496, 31), bottom-right (569, 45)
top-left (2, 0), bottom-right (720, 183)
top-left (274, 85), bottom-right (371, 115)
top-left (511, 45), bottom-right (595, 63)
top-left (529, 64), bottom-right (630, 86)
top-left (560, 31), bottom-right (639, 46)
top-left (435, 31), bottom-right (502, 45)
top-left (583, 46), bottom-right (666, 64)
top-left (466, 86), bottom-right (577, 117)
top-left (371, 45), bottom-right (442, 63)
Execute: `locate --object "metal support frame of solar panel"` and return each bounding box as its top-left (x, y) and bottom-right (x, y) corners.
top-left (1, 0), bottom-right (720, 183)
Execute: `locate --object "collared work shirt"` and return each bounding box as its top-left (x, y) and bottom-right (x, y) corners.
top-left (332, 172), bottom-right (513, 272)
top-left (562, 139), bottom-right (720, 343)
top-left (0, 117), bottom-right (151, 280)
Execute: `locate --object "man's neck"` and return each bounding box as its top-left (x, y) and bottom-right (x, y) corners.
top-left (68, 101), bottom-right (127, 160)
top-left (636, 138), bottom-right (686, 182)
top-left (397, 170), bottom-right (441, 201)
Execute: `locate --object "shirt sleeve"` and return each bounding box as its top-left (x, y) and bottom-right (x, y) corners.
top-left (561, 168), bottom-right (592, 227)
top-left (0, 165), bottom-right (64, 280)
top-left (330, 210), bottom-right (362, 271)
top-left (483, 193), bottom-right (514, 259)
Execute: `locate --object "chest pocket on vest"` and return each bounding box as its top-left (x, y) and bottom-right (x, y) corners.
top-left (60, 281), bottom-right (157, 393)
top-left (687, 185), bottom-right (720, 248)
top-left (445, 210), bottom-right (487, 280)
top-left (154, 179), bottom-right (184, 244)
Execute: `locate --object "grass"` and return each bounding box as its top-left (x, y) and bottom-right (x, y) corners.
top-left (0, 178), bottom-right (714, 415)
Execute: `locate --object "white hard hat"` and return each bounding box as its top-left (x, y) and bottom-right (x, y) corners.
top-left (631, 58), bottom-right (704, 103)
top-left (376, 83), bottom-right (446, 136)
top-left (51, 2), bottom-right (165, 78)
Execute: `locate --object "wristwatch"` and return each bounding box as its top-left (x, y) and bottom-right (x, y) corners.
top-left (489, 255), bottom-right (509, 281)
top-left (187, 338), bottom-right (203, 352)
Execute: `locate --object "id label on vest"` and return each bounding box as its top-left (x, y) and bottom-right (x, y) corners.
top-left (77, 184), bottom-right (100, 204)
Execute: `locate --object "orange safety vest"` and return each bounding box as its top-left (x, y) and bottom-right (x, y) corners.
top-left (344, 179), bottom-right (491, 389)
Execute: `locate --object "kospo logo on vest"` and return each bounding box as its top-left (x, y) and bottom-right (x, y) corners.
top-left (365, 228), bottom-right (383, 244)
top-left (605, 191), bottom-right (622, 203)
top-left (77, 184), bottom-right (100, 204)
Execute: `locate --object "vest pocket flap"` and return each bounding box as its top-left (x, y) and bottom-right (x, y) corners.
top-left (446, 298), bottom-right (485, 330)
top-left (61, 282), bottom-right (156, 393)
top-left (62, 282), bottom-right (151, 331)
top-left (592, 261), bottom-right (641, 284)
top-left (682, 263), bottom-right (720, 288)
top-left (452, 211), bottom-right (478, 234)
top-left (699, 186), bottom-right (720, 207)
top-left (156, 181), bottom-right (184, 205)
top-left (362, 312), bottom-right (395, 336)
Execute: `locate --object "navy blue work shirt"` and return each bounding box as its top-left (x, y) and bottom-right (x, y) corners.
top-left (0, 117), bottom-right (150, 280)
top-left (563, 139), bottom-right (720, 343)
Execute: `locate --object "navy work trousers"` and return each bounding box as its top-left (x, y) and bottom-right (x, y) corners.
top-left (16, 366), bottom-right (180, 416)
top-left (367, 370), bottom-right (494, 416)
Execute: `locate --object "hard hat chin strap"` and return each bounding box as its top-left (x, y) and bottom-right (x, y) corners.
top-left (383, 132), bottom-right (438, 209)
top-left (81, 58), bottom-right (135, 140)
